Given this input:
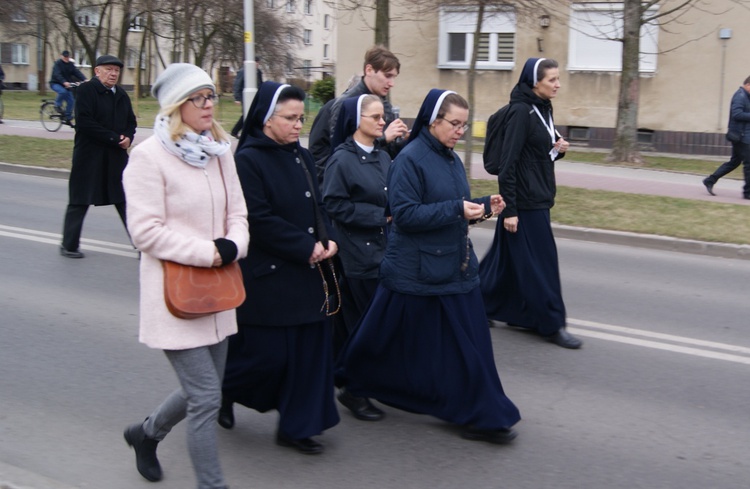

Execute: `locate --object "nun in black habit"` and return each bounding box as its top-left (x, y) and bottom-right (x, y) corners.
top-left (220, 81), bottom-right (340, 454)
top-left (478, 57), bottom-right (582, 349)
top-left (336, 89), bottom-right (521, 444)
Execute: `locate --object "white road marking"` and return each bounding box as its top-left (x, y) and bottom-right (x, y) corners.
top-left (0, 224), bottom-right (137, 258)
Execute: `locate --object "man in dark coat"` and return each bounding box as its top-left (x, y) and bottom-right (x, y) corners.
top-left (308, 45), bottom-right (409, 183)
top-left (703, 75), bottom-right (750, 198)
top-left (60, 55), bottom-right (137, 258)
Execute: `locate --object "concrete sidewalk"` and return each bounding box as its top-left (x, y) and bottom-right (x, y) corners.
top-left (2, 118), bottom-right (749, 259)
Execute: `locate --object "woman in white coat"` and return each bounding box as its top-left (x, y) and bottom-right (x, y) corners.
top-left (121, 63), bottom-right (249, 489)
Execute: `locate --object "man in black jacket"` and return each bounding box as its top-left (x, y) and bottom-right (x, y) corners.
top-left (60, 55), bottom-right (136, 258)
top-left (309, 46), bottom-right (409, 183)
top-left (49, 50), bottom-right (87, 124)
top-left (703, 76), bottom-right (750, 199)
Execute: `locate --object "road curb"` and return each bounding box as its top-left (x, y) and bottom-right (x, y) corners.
top-left (552, 224), bottom-right (750, 260)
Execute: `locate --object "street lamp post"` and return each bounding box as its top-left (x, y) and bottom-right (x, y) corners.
top-left (242, 0), bottom-right (258, 117)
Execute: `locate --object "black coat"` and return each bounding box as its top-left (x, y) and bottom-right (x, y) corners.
top-left (498, 83), bottom-right (564, 217)
top-left (322, 137), bottom-right (390, 279)
top-left (70, 78), bottom-right (136, 205)
top-left (234, 131), bottom-right (337, 326)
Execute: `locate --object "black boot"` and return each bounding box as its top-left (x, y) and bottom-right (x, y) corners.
top-left (218, 398), bottom-right (235, 429)
top-left (337, 388), bottom-right (385, 421)
top-left (124, 422), bottom-right (163, 482)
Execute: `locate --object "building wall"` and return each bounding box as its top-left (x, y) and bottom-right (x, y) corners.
top-left (336, 0), bottom-right (750, 154)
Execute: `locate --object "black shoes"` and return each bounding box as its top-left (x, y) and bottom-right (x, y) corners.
top-left (547, 328), bottom-right (583, 349)
top-left (276, 432), bottom-right (324, 455)
top-left (337, 388), bottom-right (385, 421)
top-left (124, 422), bottom-right (163, 482)
top-left (218, 399), bottom-right (235, 429)
top-left (702, 178), bottom-right (715, 196)
top-left (461, 426), bottom-right (518, 445)
top-left (59, 246), bottom-right (84, 258)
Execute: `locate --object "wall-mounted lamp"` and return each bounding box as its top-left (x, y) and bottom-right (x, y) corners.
top-left (539, 15), bottom-right (550, 29)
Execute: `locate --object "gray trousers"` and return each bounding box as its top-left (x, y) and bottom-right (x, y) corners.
top-left (142, 339), bottom-right (228, 489)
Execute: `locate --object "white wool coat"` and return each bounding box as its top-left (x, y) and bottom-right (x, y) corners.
top-left (123, 136), bottom-right (249, 350)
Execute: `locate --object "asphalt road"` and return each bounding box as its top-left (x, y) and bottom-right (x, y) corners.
top-left (1, 170), bottom-right (749, 489)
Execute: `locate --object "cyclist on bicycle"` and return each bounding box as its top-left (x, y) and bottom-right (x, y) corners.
top-left (49, 50), bottom-right (86, 125)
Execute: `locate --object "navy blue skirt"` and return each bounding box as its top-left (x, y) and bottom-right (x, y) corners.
top-left (223, 321), bottom-right (340, 439)
top-left (479, 209), bottom-right (566, 336)
top-left (337, 286), bottom-right (520, 430)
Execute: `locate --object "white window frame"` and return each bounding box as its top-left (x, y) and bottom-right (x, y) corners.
top-left (303, 29), bottom-right (312, 45)
top-left (266, 0), bottom-right (275, 7)
top-left (75, 7), bottom-right (100, 27)
top-left (74, 49), bottom-right (94, 68)
top-left (129, 15), bottom-right (145, 32)
top-left (323, 44), bottom-right (330, 60)
top-left (438, 6), bottom-right (516, 70)
top-left (286, 0), bottom-right (295, 13)
top-left (304, 0), bottom-right (313, 15)
top-left (286, 30), bottom-right (294, 44)
top-left (302, 59), bottom-right (312, 78)
top-left (11, 44), bottom-right (29, 65)
top-left (126, 49), bottom-right (146, 69)
top-left (11, 7), bottom-right (28, 22)
top-left (568, 2), bottom-right (658, 73)
top-left (324, 14), bottom-right (331, 30)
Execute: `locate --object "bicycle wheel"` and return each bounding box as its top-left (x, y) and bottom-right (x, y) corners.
top-left (40, 102), bottom-right (63, 132)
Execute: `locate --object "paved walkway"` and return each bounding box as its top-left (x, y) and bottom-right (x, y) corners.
top-left (2, 118), bottom-right (749, 259)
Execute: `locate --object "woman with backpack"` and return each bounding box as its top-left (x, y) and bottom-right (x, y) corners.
top-left (479, 57), bottom-right (583, 349)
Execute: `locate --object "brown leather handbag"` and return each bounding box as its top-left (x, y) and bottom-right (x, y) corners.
top-left (163, 260), bottom-right (245, 319)
top-left (162, 154), bottom-right (246, 319)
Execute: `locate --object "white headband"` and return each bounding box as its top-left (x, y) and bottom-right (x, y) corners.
top-left (356, 94), bottom-right (368, 129)
top-left (533, 58), bottom-right (546, 87)
top-left (430, 90), bottom-right (456, 124)
top-left (263, 84), bottom-right (291, 124)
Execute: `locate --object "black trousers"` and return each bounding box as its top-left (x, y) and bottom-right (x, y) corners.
top-left (707, 141), bottom-right (750, 197)
top-left (61, 202), bottom-right (127, 251)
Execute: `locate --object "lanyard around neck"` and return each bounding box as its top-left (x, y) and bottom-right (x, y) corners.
top-left (532, 105), bottom-right (555, 146)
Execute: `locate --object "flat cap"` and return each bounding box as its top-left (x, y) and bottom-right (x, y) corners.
top-left (95, 55), bottom-right (124, 68)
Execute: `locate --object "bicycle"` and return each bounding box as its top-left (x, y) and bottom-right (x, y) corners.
top-left (40, 82), bottom-right (81, 132)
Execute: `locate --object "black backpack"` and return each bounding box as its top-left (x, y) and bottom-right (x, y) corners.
top-left (482, 104), bottom-right (512, 175)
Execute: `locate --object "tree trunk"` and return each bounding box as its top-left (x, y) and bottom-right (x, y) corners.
top-left (608, 0), bottom-right (644, 164)
top-left (464, 0), bottom-right (485, 176)
top-left (375, 0), bottom-right (389, 47)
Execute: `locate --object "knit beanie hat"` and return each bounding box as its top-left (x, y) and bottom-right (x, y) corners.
top-left (152, 63), bottom-right (215, 108)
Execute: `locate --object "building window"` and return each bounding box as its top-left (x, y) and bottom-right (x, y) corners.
top-left (438, 6), bottom-right (516, 70)
top-left (286, 30), bottom-right (294, 43)
top-left (303, 59), bottom-right (311, 78)
top-left (127, 49), bottom-right (146, 69)
top-left (285, 55), bottom-right (294, 75)
top-left (4, 44), bottom-right (30, 65)
top-left (304, 0), bottom-right (313, 15)
top-left (11, 7), bottom-right (28, 22)
top-left (75, 7), bottom-right (100, 27)
top-left (303, 29), bottom-right (312, 45)
top-left (323, 44), bottom-right (330, 59)
top-left (286, 0), bottom-right (295, 13)
top-left (568, 2), bottom-right (658, 73)
top-left (129, 15), bottom-right (145, 32)
top-left (324, 14), bottom-right (331, 30)
top-left (266, 0), bottom-right (275, 7)
top-left (74, 49), bottom-right (93, 67)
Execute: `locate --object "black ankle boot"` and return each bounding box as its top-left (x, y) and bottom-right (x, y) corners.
top-left (218, 398), bottom-right (235, 429)
top-left (124, 422), bottom-right (163, 482)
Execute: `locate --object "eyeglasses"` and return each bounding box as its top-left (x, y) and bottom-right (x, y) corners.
top-left (361, 113), bottom-right (385, 122)
top-left (439, 117), bottom-right (469, 133)
top-left (188, 93), bottom-right (218, 108)
top-left (274, 114), bottom-right (306, 125)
